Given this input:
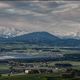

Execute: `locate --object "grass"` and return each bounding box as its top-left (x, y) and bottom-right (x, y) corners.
top-left (0, 74), bottom-right (80, 80)
top-left (0, 65), bottom-right (9, 70)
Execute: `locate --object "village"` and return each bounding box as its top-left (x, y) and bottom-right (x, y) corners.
top-left (0, 60), bottom-right (79, 78)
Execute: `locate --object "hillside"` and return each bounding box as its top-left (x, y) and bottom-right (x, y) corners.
top-left (0, 32), bottom-right (80, 47)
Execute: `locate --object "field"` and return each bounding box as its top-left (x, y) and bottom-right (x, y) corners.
top-left (0, 64), bottom-right (10, 70)
top-left (0, 74), bottom-right (80, 80)
top-left (0, 43), bottom-right (80, 80)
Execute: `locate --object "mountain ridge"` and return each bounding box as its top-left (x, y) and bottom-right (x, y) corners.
top-left (0, 31), bottom-right (80, 47)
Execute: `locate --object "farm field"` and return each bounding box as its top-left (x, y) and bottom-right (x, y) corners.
top-left (0, 43), bottom-right (80, 79)
top-left (0, 74), bottom-right (80, 80)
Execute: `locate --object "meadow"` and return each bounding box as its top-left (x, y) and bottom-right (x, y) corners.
top-left (0, 74), bottom-right (80, 80)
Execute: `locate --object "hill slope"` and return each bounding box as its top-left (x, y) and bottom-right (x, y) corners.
top-left (8, 32), bottom-right (59, 44)
top-left (0, 31), bottom-right (80, 47)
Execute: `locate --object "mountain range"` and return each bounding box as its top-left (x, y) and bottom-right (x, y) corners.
top-left (0, 31), bottom-right (80, 47)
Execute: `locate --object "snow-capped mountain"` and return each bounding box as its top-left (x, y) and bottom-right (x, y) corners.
top-left (0, 31), bottom-right (80, 47)
top-left (0, 26), bottom-right (27, 38)
top-left (60, 32), bottom-right (80, 39)
top-left (0, 26), bottom-right (80, 40)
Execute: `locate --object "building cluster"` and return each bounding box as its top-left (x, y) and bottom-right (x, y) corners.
top-left (7, 61), bottom-right (80, 78)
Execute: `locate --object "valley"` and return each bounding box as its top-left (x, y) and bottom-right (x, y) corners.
top-left (0, 42), bottom-right (80, 80)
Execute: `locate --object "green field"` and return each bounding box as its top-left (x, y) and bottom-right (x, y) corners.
top-left (0, 65), bottom-right (10, 70)
top-left (0, 74), bottom-right (80, 80)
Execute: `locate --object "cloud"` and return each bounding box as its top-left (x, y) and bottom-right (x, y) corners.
top-left (52, 3), bottom-right (79, 13)
top-left (0, 2), bottom-right (11, 8)
top-left (0, 1), bottom-right (80, 37)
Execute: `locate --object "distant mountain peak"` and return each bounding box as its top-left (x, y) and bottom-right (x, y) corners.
top-left (60, 31), bottom-right (80, 39)
top-left (12, 31), bottom-right (59, 43)
top-left (0, 31), bottom-right (80, 47)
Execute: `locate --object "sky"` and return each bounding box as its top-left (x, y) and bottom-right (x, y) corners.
top-left (0, 1), bottom-right (80, 37)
